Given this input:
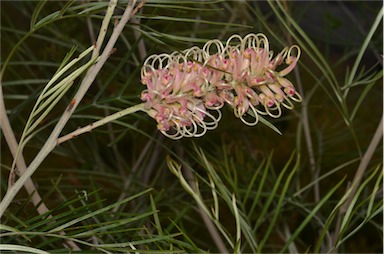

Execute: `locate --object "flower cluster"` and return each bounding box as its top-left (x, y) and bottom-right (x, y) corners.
top-left (141, 33), bottom-right (302, 139)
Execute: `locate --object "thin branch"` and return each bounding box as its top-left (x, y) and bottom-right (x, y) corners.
top-left (280, 0), bottom-right (320, 202)
top-left (332, 115), bottom-right (383, 252)
top-left (0, 0), bottom-right (138, 219)
top-left (0, 85), bottom-right (50, 216)
top-left (0, 107), bottom-right (81, 251)
top-left (0, 46), bottom-right (82, 252)
top-left (295, 67), bottom-right (320, 202)
top-left (184, 167), bottom-right (229, 254)
top-left (175, 147), bottom-right (229, 254)
top-left (57, 103), bottom-right (144, 145)
top-left (85, 6), bottom-right (127, 177)
top-left (130, 9), bottom-right (147, 62)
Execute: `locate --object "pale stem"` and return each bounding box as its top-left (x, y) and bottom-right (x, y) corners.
top-left (0, 0), bottom-right (138, 219)
top-left (57, 103), bottom-right (145, 144)
top-left (85, 5), bottom-right (126, 176)
top-left (130, 1), bottom-right (147, 61)
top-left (294, 67), bottom-right (319, 202)
top-left (332, 115), bottom-right (383, 252)
top-left (0, 85), bottom-right (50, 217)
top-left (176, 146), bottom-right (229, 254)
top-left (91, 0), bottom-right (117, 58)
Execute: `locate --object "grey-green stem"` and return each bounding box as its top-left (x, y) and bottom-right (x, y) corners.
top-left (0, 0), bottom-right (138, 219)
top-left (57, 103), bottom-right (145, 145)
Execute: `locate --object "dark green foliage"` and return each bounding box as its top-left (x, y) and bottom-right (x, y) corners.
top-left (1, 1), bottom-right (382, 253)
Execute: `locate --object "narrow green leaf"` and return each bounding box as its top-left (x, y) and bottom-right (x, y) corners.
top-left (350, 70), bottom-right (383, 122)
top-left (347, 6), bottom-right (383, 87)
top-left (58, 0), bottom-right (76, 17)
top-left (248, 152), bottom-right (273, 217)
top-left (254, 152), bottom-right (296, 233)
top-left (0, 224), bottom-right (31, 242)
top-left (168, 219), bottom-right (201, 252)
top-left (258, 115), bottom-right (282, 135)
top-left (71, 211), bottom-right (155, 238)
top-left (30, 0), bottom-right (47, 30)
top-left (293, 158), bottom-right (360, 198)
top-left (150, 194), bottom-right (163, 236)
top-left (281, 176), bottom-right (346, 253)
top-left (338, 166), bottom-right (382, 241)
top-left (258, 154), bottom-right (299, 252)
top-left (247, 110), bottom-right (283, 135)
top-left (56, 45), bottom-right (78, 74)
top-left (93, 233), bottom-right (182, 248)
top-left (242, 157), bottom-right (265, 207)
top-left (48, 188), bottom-right (152, 233)
top-left (78, 2), bottom-right (109, 15)
top-left (0, 244), bottom-right (49, 254)
top-left (232, 194), bottom-right (241, 253)
top-left (138, 14), bottom-right (252, 28)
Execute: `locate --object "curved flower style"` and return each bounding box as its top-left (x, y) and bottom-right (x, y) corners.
top-left (140, 48), bottom-right (222, 139)
top-left (215, 33), bottom-right (302, 123)
top-left (140, 33), bottom-right (302, 139)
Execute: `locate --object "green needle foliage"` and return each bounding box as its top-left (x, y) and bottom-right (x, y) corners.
top-left (1, 1), bottom-right (382, 253)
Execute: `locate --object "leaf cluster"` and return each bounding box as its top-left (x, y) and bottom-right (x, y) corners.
top-left (1, 1), bottom-right (382, 253)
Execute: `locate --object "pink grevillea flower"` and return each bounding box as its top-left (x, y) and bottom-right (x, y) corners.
top-left (215, 33), bottom-right (302, 124)
top-left (140, 48), bottom-right (222, 139)
top-left (141, 33), bottom-right (302, 139)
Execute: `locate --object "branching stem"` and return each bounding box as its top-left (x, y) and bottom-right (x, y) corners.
top-left (0, 0), bottom-right (138, 219)
top-left (57, 103), bottom-right (145, 145)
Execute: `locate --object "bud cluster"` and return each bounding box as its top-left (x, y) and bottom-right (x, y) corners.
top-left (141, 33), bottom-right (302, 139)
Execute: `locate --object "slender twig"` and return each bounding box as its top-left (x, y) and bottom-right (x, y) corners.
top-left (130, 0), bottom-right (146, 19)
top-left (341, 116), bottom-right (383, 200)
top-left (295, 67), bottom-right (319, 202)
top-left (0, 88), bottom-right (81, 251)
top-left (332, 115), bottom-right (383, 252)
top-left (91, 0), bottom-right (118, 59)
top-left (280, 0), bottom-right (320, 202)
top-left (0, 85), bottom-right (52, 216)
top-left (131, 17), bottom-right (147, 61)
top-left (175, 147), bottom-right (229, 254)
top-left (184, 167), bottom-right (229, 254)
top-left (0, 13), bottom-right (81, 251)
top-left (57, 103), bottom-right (144, 145)
top-left (84, 0), bottom-right (96, 44)
top-left (0, 0), bottom-right (138, 219)
top-left (85, 5), bottom-right (128, 177)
